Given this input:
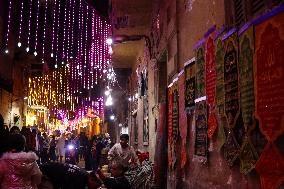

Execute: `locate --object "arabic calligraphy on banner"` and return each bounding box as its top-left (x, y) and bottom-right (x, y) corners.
top-left (185, 62), bottom-right (196, 111)
top-left (168, 86), bottom-right (173, 169)
top-left (195, 45), bottom-right (206, 98)
top-left (239, 26), bottom-right (255, 130)
top-left (254, 12), bottom-right (284, 142)
top-left (194, 100), bottom-right (208, 160)
top-left (215, 35), bottom-right (225, 116)
top-left (206, 35), bottom-right (217, 138)
top-left (223, 31), bottom-right (240, 128)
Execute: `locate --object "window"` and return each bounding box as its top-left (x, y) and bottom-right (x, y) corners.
top-left (225, 0), bottom-right (284, 28)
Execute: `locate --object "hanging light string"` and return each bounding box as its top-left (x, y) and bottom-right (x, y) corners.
top-left (51, 0), bottom-right (58, 58)
top-left (42, 0), bottom-right (48, 63)
top-left (91, 10), bottom-right (95, 88)
top-left (5, 0), bottom-right (13, 53)
top-left (66, 0), bottom-right (72, 61)
top-left (17, 0), bottom-right (25, 47)
top-left (85, 5), bottom-right (89, 89)
top-left (62, 0), bottom-right (68, 64)
top-left (34, 0), bottom-right (40, 56)
top-left (55, 0), bottom-right (61, 67)
top-left (26, 0), bottom-right (33, 52)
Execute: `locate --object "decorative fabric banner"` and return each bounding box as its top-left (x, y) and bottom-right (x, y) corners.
top-left (168, 86), bottom-right (173, 169)
top-left (194, 100), bottom-right (208, 162)
top-left (195, 45), bottom-right (206, 98)
top-left (223, 30), bottom-right (240, 128)
top-left (178, 72), bottom-right (188, 168)
top-left (215, 29), bottom-right (226, 150)
top-left (205, 34), bottom-right (217, 138)
top-left (223, 128), bottom-right (240, 166)
top-left (153, 103), bottom-right (167, 189)
top-left (171, 81), bottom-right (179, 169)
top-left (255, 143), bottom-right (284, 189)
top-left (215, 30), bottom-right (225, 116)
top-left (239, 137), bottom-right (259, 175)
top-left (216, 114), bottom-right (226, 152)
top-left (239, 25), bottom-right (255, 130)
top-left (185, 62), bottom-right (196, 112)
top-left (254, 11), bottom-right (284, 142)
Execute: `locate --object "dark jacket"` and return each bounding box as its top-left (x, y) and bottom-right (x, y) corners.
top-left (103, 176), bottom-right (131, 189)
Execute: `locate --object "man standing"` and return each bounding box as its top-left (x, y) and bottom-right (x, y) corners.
top-left (108, 134), bottom-right (137, 169)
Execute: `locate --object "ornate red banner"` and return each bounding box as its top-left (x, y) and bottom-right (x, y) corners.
top-left (255, 143), bottom-right (284, 189)
top-left (168, 86), bottom-right (173, 169)
top-left (178, 72), bottom-right (188, 168)
top-left (254, 12), bottom-right (284, 142)
top-left (205, 34), bottom-right (217, 138)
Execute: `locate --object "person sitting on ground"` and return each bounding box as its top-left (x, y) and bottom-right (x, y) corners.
top-left (97, 160), bottom-right (131, 189)
top-left (39, 162), bottom-right (102, 189)
top-left (0, 133), bottom-right (42, 189)
top-left (108, 134), bottom-right (138, 169)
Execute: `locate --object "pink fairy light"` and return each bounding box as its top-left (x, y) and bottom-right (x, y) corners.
top-left (62, 0), bottom-right (68, 62)
top-left (4, 0), bottom-right (12, 53)
top-left (85, 6), bottom-right (89, 89)
top-left (17, 0), bottom-right (24, 47)
top-left (66, 0), bottom-right (72, 60)
top-left (51, 0), bottom-right (57, 58)
top-left (42, 0), bottom-right (48, 63)
top-left (26, 0), bottom-right (33, 52)
top-left (34, 0), bottom-right (40, 56)
top-left (55, 0), bottom-right (61, 66)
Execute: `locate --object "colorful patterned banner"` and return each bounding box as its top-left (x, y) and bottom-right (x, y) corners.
top-left (223, 30), bottom-right (240, 128)
top-left (205, 34), bottom-right (217, 138)
top-left (215, 29), bottom-right (226, 150)
top-left (168, 86), bottom-right (173, 169)
top-left (215, 31), bottom-right (225, 116)
top-left (178, 72), bottom-right (188, 168)
top-left (254, 11), bottom-right (284, 142)
top-left (171, 81), bottom-right (179, 169)
top-left (185, 62), bottom-right (196, 112)
top-left (239, 137), bottom-right (258, 175)
top-left (194, 100), bottom-right (208, 162)
top-left (223, 128), bottom-right (240, 166)
top-left (239, 26), bottom-right (255, 130)
top-left (154, 103), bottom-right (168, 188)
top-left (255, 143), bottom-right (284, 189)
top-left (195, 44), bottom-right (206, 98)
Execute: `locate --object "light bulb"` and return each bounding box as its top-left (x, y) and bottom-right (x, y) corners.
top-left (51, 53), bottom-right (54, 57)
top-left (17, 42), bottom-right (21, 47)
top-left (106, 38), bottom-right (113, 45)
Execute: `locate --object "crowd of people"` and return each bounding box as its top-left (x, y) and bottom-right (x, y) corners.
top-left (0, 114), bottom-right (153, 189)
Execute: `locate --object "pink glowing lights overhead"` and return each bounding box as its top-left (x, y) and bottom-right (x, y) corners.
top-left (3, 0), bottom-right (112, 118)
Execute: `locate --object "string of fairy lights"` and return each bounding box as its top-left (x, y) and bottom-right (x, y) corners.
top-left (2, 0), bottom-right (115, 129)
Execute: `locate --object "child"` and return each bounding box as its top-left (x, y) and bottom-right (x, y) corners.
top-left (0, 134), bottom-right (42, 189)
top-left (97, 160), bottom-right (131, 189)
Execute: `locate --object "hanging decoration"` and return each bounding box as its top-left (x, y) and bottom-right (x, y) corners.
top-left (255, 143), bottom-right (284, 189)
top-left (184, 59), bottom-right (195, 112)
top-left (254, 10), bottom-right (284, 142)
top-left (168, 84), bottom-right (173, 169)
top-left (178, 70), bottom-right (188, 168)
top-left (205, 30), bottom-right (217, 139)
top-left (171, 79), bottom-right (179, 169)
top-left (238, 23), bottom-right (259, 174)
top-left (214, 27), bottom-right (226, 151)
top-left (4, 0), bottom-right (12, 53)
top-left (194, 41), bottom-right (206, 99)
top-left (223, 29), bottom-right (240, 129)
top-left (239, 24), bottom-right (255, 131)
top-left (193, 100), bottom-right (208, 162)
